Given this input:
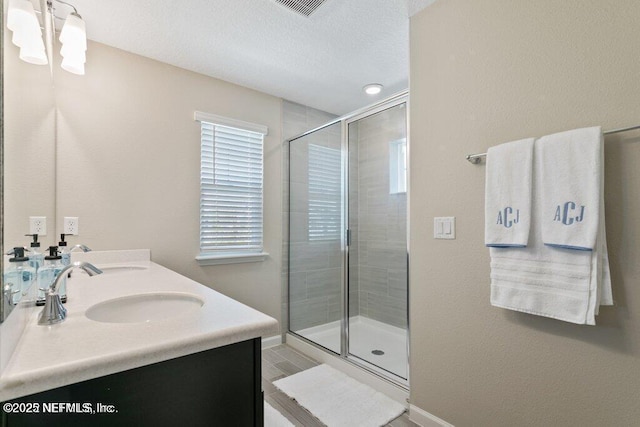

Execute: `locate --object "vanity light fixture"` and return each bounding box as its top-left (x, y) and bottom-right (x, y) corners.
top-left (363, 83), bottom-right (383, 95)
top-left (6, 0), bottom-right (87, 75)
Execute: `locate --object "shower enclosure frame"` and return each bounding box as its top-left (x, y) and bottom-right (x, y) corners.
top-left (286, 91), bottom-right (410, 388)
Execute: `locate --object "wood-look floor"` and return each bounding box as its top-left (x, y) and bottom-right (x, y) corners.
top-left (262, 344), bottom-right (418, 427)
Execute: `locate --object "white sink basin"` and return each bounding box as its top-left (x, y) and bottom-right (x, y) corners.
top-left (85, 292), bottom-right (204, 324)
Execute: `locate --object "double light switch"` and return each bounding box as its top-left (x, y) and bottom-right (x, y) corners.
top-left (434, 217), bottom-right (455, 239)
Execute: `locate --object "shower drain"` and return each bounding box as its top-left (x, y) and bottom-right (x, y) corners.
top-left (371, 349), bottom-right (385, 356)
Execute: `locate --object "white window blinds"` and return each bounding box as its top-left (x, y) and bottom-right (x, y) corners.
top-left (308, 144), bottom-right (342, 241)
top-left (199, 117), bottom-right (266, 255)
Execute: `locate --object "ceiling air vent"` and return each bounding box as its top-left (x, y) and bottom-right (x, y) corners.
top-left (273, 0), bottom-right (329, 17)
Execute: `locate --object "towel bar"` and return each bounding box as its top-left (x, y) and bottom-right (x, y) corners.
top-left (465, 124), bottom-right (640, 164)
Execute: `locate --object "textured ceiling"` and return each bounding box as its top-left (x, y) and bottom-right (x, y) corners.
top-left (68, 0), bottom-right (436, 115)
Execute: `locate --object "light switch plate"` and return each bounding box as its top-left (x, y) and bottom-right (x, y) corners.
top-left (434, 217), bottom-right (455, 239)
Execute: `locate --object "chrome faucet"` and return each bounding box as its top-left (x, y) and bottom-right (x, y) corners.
top-left (38, 262), bottom-right (103, 326)
top-left (66, 245), bottom-right (91, 279)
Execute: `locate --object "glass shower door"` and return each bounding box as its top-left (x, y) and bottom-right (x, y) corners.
top-left (288, 121), bottom-right (343, 354)
top-left (347, 102), bottom-right (408, 379)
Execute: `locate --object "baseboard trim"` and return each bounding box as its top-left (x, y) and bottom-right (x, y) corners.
top-left (262, 335), bottom-right (283, 349)
top-left (409, 404), bottom-right (454, 427)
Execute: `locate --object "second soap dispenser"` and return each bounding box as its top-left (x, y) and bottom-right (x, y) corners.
top-left (58, 234), bottom-right (71, 267)
top-left (37, 246), bottom-right (67, 306)
top-left (26, 234), bottom-right (44, 273)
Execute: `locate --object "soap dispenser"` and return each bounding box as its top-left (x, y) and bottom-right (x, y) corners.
top-left (26, 234), bottom-right (44, 273)
top-left (4, 247), bottom-right (36, 305)
top-left (58, 234), bottom-right (71, 267)
top-left (37, 246), bottom-right (67, 306)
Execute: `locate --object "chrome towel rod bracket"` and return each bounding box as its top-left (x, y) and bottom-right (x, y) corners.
top-left (466, 124), bottom-right (640, 164)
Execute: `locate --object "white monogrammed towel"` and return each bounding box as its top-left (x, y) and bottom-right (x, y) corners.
top-left (485, 138), bottom-right (535, 247)
top-left (537, 127), bottom-right (602, 250)
top-left (490, 127), bottom-right (612, 325)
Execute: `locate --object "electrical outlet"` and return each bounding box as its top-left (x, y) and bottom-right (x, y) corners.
top-left (29, 216), bottom-right (47, 235)
top-left (64, 217), bottom-right (79, 235)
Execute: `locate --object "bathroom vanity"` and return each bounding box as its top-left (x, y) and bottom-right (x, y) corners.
top-left (0, 250), bottom-right (278, 426)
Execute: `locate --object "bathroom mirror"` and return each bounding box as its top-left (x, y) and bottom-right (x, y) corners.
top-left (1, 0), bottom-right (57, 321)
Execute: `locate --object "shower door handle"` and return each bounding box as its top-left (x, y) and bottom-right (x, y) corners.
top-left (346, 229), bottom-right (351, 247)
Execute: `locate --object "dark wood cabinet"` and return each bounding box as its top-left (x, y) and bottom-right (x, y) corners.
top-left (2, 338), bottom-right (263, 427)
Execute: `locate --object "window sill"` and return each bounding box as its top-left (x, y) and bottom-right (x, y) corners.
top-left (196, 252), bottom-right (269, 266)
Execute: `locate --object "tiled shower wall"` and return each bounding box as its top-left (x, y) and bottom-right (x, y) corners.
top-left (281, 101), bottom-right (337, 335)
top-left (348, 104), bottom-right (408, 329)
top-left (288, 121), bottom-right (343, 332)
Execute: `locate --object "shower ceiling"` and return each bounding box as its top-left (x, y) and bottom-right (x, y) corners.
top-left (67, 0), bottom-right (436, 115)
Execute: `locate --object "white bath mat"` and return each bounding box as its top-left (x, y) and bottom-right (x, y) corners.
top-left (273, 364), bottom-right (405, 427)
top-left (265, 401), bottom-right (294, 427)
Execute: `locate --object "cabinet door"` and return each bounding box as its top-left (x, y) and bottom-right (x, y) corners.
top-left (3, 339), bottom-right (263, 427)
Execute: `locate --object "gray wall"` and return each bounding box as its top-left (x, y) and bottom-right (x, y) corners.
top-left (54, 41), bottom-right (284, 330)
top-left (410, 1), bottom-right (640, 425)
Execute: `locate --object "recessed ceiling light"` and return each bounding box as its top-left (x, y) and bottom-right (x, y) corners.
top-left (363, 83), bottom-right (383, 95)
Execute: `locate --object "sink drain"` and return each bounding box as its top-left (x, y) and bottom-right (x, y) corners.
top-left (371, 349), bottom-right (385, 356)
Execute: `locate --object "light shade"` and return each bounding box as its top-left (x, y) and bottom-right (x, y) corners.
top-left (7, 0), bottom-right (48, 65)
top-left (363, 83), bottom-right (383, 95)
top-left (59, 13), bottom-right (87, 50)
top-left (61, 42), bottom-right (86, 63)
top-left (7, 0), bottom-right (39, 36)
top-left (20, 44), bottom-right (48, 65)
top-left (59, 12), bottom-right (87, 75)
top-left (61, 56), bottom-right (85, 75)
top-left (11, 24), bottom-right (40, 48)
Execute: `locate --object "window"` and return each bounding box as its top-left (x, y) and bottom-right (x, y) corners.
top-left (194, 112), bottom-right (268, 265)
top-left (389, 138), bottom-right (407, 194)
top-left (308, 144), bottom-right (341, 241)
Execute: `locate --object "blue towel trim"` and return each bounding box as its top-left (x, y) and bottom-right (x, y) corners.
top-left (485, 244), bottom-right (527, 248)
top-left (544, 243), bottom-right (592, 251)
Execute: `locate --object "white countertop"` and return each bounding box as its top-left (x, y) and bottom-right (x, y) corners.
top-left (0, 253), bottom-right (278, 401)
